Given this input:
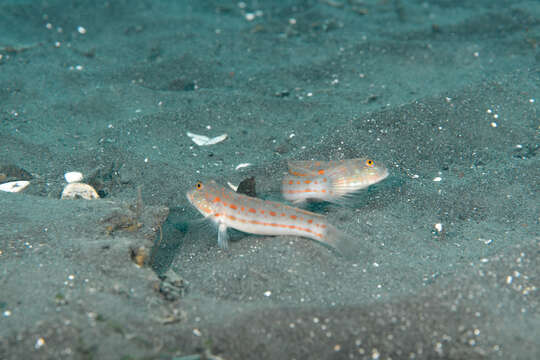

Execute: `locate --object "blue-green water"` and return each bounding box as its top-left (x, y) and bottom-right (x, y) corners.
top-left (1, 1), bottom-right (538, 359)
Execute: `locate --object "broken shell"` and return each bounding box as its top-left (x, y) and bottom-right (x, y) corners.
top-left (64, 171), bottom-right (83, 183)
top-left (186, 132), bottom-right (228, 146)
top-left (0, 180), bottom-right (30, 193)
top-left (235, 163), bottom-right (252, 170)
top-left (61, 182), bottom-right (99, 200)
top-left (227, 181), bottom-right (238, 192)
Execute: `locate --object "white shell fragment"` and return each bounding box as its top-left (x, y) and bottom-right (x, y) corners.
top-left (227, 181), bottom-right (239, 192)
top-left (235, 163), bottom-right (252, 170)
top-left (64, 171), bottom-right (83, 183)
top-left (61, 183), bottom-right (99, 200)
top-left (434, 223), bottom-right (443, 233)
top-left (187, 132), bottom-right (228, 146)
top-left (0, 180), bottom-right (30, 193)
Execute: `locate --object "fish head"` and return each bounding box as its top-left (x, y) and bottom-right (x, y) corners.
top-left (186, 180), bottom-right (217, 217)
top-left (354, 158), bottom-right (389, 186)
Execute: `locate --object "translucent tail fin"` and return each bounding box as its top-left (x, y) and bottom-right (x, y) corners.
top-left (318, 224), bottom-right (366, 260)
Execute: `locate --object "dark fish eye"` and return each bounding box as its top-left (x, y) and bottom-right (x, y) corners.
top-left (366, 159), bottom-right (374, 167)
top-left (196, 181), bottom-right (203, 190)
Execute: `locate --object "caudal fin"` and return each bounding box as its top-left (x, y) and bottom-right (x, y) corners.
top-left (318, 224), bottom-right (366, 260)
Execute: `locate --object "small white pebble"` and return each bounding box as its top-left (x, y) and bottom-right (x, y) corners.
top-left (192, 328), bottom-right (202, 336)
top-left (289, 18), bottom-right (296, 25)
top-left (264, 290), bottom-right (272, 297)
top-left (245, 13), bottom-right (255, 21)
top-left (473, 51), bottom-right (479, 57)
top-left (77, 26), bottom-right (86, 34)
top-left (506, 276), bottom-right (513, 284)
top-left (64, 171), bottom-right (83, 183)
top-left (434, 223), bottom-right (443, 232)
top-left (529, 98), bottom-right (535, 103)
top-left (3, 310), bottom-right (11, 317)
top-left (486, 109), bottom-right (492, 114)
top-left (490, 122), bottom-right (497, 128)
top-left (493, 114), bottom-right (499, 119)
top-left (35, 337), bottom-right (45, 349)
top-left (433, 177), bottom-right (442, 182)
top-left (0, 181), bottom-right (30, 193)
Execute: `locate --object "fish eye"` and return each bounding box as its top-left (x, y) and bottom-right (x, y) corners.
top-left (366, 159), bottom-right (374, 167)
top-left (195, 181), bottom-right (203, 190)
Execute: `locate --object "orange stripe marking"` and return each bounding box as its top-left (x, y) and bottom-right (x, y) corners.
top-left (248, 208), bottom-right (256, 213)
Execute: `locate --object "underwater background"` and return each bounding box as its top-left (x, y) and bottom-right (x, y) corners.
top-left (1, 0), bottom-right (539, 359)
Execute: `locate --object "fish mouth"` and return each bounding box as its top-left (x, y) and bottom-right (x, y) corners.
top-left (380, 167), bottom-right (389, 180)
top-left (186, 189), bottom-right (195, 205)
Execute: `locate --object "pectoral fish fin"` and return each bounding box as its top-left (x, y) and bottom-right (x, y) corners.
top-left (218, 223), bottom-right (229, 250)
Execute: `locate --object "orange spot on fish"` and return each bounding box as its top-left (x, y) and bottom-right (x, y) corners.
top-left (290, 215), bottom-right (297, 220)
top-left (269, 211), bottom-right (276, 216)
top-left (304, 180), bottom-right (311, 184)
top-left (318, 169), bottom-right (325, 175)
top-left (260, 210), bottom-right (265, 214)
top-left (296, 181), bottom-right (301, 185)
top-left (307, 219), bottom-right (313, 224)
top-left (248, 208), bottom-right (256, 213)
top-left (213, 197), bottom-right (220, 203)
top-left (230, 204), bottom-right (237, 210)
top-left (289, 180), bottom-right (294, 185)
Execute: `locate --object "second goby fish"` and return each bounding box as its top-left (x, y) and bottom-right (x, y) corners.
top-left (281, 158), bottom-right (388, 204)
top-left (186, 180), bottom-right (355, 254)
